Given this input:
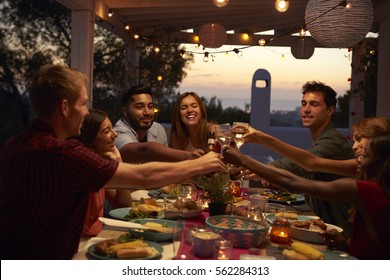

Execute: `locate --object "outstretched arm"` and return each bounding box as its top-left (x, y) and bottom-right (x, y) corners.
top-left (120, 142), bottom-right (204, 163)
top-left (244, 126), bottom-right (357, 177)
top-left (105, 151), bottom-right (225, 190)
top-left (223, 147), bottom-right (360, 206)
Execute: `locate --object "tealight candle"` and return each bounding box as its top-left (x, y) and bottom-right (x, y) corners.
top-left (270, 219), bottom-right (291, 244)
top-left (213, 239), bottom-right (233, 260)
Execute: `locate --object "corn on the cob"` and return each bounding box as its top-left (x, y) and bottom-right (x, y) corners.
top-left (291, 241), bottom-right (325, 260)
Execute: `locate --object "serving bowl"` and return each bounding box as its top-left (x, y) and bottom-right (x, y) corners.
top-left (128, 218), bottom-right (184, 242)
top-left (205, 215), bottom-right (269, 248)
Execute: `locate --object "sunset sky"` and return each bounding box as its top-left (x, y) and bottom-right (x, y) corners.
top-left (179, 44), bottom-right (351, 111)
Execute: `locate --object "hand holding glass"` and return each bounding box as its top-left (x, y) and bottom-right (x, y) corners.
top-left (231, 122), bottom-right (249, 149)
top-left (215, 123), bottom-right (232, 154)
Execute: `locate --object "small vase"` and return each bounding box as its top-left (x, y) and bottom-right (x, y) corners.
top-left (208, 202), bottom-right (227, 216)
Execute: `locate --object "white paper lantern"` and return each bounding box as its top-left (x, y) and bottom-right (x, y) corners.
top-left (291, 37), bottom-right (315, 59)
top-left (305, 0), bottom-right (373, 48)
top-left (198, 23), bottom-right (227, 48)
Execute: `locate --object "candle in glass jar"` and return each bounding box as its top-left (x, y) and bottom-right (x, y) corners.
top-left (213, 239), bottom-right (233, 260)
top-left (270, 220), bottom-right (291, 244)
top-left (217, 251), bottom-right (230, 260)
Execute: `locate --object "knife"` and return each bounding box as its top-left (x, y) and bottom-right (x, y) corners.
top-left (98, 217), bottom-right (173, 233)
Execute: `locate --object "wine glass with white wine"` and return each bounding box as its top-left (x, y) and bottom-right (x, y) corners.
top-left (215, 123), bottom-right (232, 155)
top-left (231, 122), bottom-right (249, 150)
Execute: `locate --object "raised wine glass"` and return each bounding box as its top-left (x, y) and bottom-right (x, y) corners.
top-left (215, 123), bottom-right (232, 155)
top-left (231, 122), bottom-right (249, 150)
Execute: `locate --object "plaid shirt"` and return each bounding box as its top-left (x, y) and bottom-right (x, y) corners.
top-left (0, 119), bottom-right (118, 259)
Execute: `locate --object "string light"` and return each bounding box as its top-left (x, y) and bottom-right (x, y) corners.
top-left (233, 48), bottom-right (243, 57)
top-left (100, 0), bottom-right (358, 62)
top-left (275, 0), bottom-right (289, 12)
top-left (203, 52), bottom-right (209, 62)
top-left (157, 75), bottom-right (163, 81)
top-left (340, 0), bottom-right (352, 8)
top-left (241, 33), bottom-right (250, 41)
top-left (258, 39), bottom-right (267, 46)
top-left (299, 25), bottom-right (306, 37)
top-left (179, 49), bottom-right (187, 58)
top-left (213, 0), bottom-right (229, 8)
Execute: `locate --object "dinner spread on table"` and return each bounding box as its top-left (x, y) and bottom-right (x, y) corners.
top-left (76, 183), bottom-right (355, 260)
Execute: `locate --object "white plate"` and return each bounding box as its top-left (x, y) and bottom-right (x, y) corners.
top-left (291, 221), bottom-right (343, 244)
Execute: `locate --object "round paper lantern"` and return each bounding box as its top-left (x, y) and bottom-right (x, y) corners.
top-left (291, 37), bottom-right (315, 59)
top-left (198, 23), bottom-right (227, 48)
top-left (305, 0), bottom-right (373, 48)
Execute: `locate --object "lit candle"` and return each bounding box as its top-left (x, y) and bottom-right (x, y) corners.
top-left (217, 252), bottom-right (230, 260)
top-left (270, 220), bottom-right (291, 244)
top-left (213, 239), bottom-right (233, 260)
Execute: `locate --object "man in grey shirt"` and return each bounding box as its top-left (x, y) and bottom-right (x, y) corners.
top-left (114, 86), bottom-right (168, 154)
top-left (244, 81), bottom-right (354, 237)
top-left (271, 81), bottom-right (354, 237)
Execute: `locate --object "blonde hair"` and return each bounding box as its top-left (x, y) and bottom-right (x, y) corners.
top-left (29, 64), bottom-right (87, 118)
top-left (169, 92), bottom-right (209, 150)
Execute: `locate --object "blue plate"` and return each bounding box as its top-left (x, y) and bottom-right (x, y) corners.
top-left (128, 218), bottom-right (184, 242)
top-left (323, 250), bottom-right (357, 260)
top-left (109, 207), bottom-right (131, 220)
top-left (87, 240), bottom-right (163, 260)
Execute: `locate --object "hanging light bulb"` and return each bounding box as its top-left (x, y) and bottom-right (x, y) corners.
top-left (233, 48), bottom-right (243, 57)
top-left (157, 75), bottom-right (163, 81)
top-left (275, 0), bottom-right (289, 12)
top-left (108, 10), bottom-right (114, 17)
top-left (258, 38), bottom-right (266, 46)
top-left (133, 33), bottom-right (140, 40)
top-left (124, 24), bottom-right (130, 30)
top-left (203, 52), bottom-right (209, 62)
top-left (241, 33), bottom-right (250, 41)
top-left (213, 0), bottom-right (229, 8)
top-left (299, 25), bottom-right (306, 37)
top-left (154, 46), bottom-right (160, 54)
top-left (179, 49), bottom-right (187, 59)
top-left (340, 1), bottom-right (352, 8)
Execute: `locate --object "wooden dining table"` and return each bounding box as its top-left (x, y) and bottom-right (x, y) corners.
top-left (72, 188), bottom-right (329, 260)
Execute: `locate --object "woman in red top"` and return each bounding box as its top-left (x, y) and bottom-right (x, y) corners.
top-left (223, 132), bottom-right (390, 259)
top-left (78, 110), bottom-right (132, 237)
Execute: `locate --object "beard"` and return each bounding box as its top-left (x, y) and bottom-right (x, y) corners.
top-left (126, 114), bottom-right (154, 131)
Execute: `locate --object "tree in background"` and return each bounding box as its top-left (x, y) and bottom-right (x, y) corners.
top-left (0, 0), bottom-right (194, 146)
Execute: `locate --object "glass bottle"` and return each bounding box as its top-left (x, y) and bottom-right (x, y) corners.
top-left (207, 131), bottom-right (217, 153)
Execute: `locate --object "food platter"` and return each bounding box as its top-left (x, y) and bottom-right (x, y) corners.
top-left (87, 240), bottom-right (163, 260)
top-left (109, 207), bottom-right (132, 220)
top-left (164, 209), bottom-right (203, 219)
top-left (260, 190), bottom-right (306, 205)
top-left (291, 221), bottom-right (343, 244)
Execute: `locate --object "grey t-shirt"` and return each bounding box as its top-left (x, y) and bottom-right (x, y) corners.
top-left (113, 118), bottom-right (168, 150)
top-left (272, 123), bottom-right (355, 237)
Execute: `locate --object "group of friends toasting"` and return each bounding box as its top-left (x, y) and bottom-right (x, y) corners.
top-left (0, 64), bottom-right (389, 260)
